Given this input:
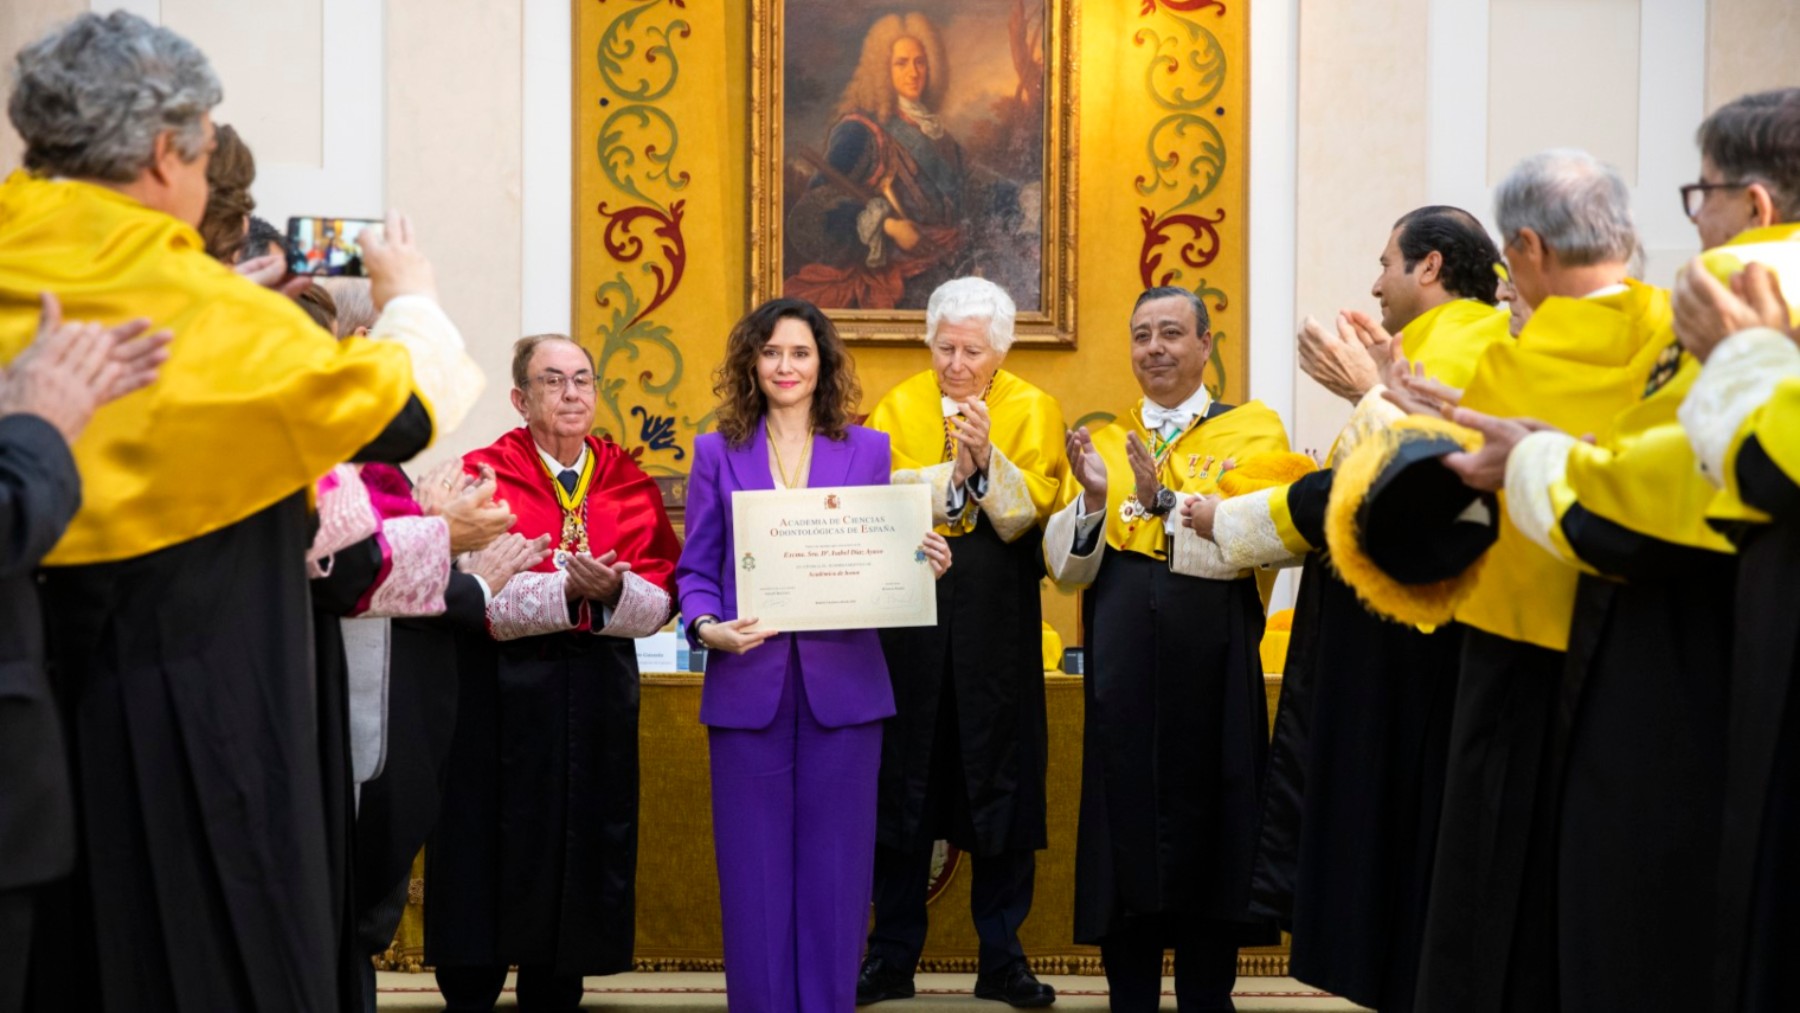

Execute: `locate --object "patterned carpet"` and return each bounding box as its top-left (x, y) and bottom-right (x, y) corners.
top-left (374, 971), bottom-right (1371, 1010)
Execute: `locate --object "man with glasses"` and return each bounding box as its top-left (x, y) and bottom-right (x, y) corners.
top-left (427, 334), bottom-right (681, 1012)
top-left (1375, 89), bottom-right (1799, 1013)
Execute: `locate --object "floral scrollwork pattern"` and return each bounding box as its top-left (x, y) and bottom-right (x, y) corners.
top-left (1134, 3), bottom-right (1234, 398)
top-left (589, 0), bottom-right (702, 478)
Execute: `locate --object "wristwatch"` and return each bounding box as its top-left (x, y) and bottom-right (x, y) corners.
top-left (1146, 487), bottom-right (1177, 517)
top-left (691, 615), bottom-right (720, 640)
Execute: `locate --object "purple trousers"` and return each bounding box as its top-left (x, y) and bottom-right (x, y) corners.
top-left (708, 641), bottom-right (883, 1012)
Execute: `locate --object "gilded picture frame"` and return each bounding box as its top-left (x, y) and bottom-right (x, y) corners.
top-left (750, 0), bottom-right (1079, 346)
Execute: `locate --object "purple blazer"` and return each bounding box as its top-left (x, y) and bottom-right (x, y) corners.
top-left (676, 421), bottom-right (898, 731)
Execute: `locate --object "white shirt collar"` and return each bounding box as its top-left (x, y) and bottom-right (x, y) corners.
top-left (1582, 283), bottom-right (1630, 299)
top-left (1141, 384), bottom-right (1214, 433)
top-left (536, 440), bottom-right (588, 479)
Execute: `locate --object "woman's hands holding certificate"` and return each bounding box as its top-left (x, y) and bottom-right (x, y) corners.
top-left (920, 530), bottom-right (952, 578)
top-left (697, 617), bottom-right (781, 655)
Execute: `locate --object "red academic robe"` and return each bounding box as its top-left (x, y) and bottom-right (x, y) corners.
top-left (426, 428), bottom-right (680, 975)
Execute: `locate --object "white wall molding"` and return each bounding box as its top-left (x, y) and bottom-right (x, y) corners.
top-left (1248, 0), bottom-right (1299, 424)
top-left (1249, 0), bottom-right (1301, 613)
top-left (521, 0), bottom-right (573, 339)
top-left (97, 0), bottom-right (385, 226)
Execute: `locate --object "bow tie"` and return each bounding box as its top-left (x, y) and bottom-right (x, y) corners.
top-left (1141, 404), bottom-right (1194, 434)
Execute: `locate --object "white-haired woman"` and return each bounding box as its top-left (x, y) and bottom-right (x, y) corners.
top-left (785, 12), bottom-right (975, 311)
top-left (857, 276), bottom-right (1068, 1006)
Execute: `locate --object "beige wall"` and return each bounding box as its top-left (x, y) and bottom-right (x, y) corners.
top-left (1290, 0), bottom-right (1430, 457)
top-left (1288, 0), bottom-right (1796, 458)
top-left (385, 0), bottom-right (524, 468)
top-left (3, 0), bottom-right (1795, 474)
top-left (0, 0), bottom-right (83, 172)
top-left (1707, 0), bottom-right (1800, 111)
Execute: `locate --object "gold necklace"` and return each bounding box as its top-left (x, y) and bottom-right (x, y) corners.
top-left (768, 426), bottom-right (813, 488)
top-left (939, 374), bottom-right (997, 463)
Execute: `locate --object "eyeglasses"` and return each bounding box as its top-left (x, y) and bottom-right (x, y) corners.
top-left (1680, 180), bottom-right (1751, 219)
top-left (531, 372), bottom-right (596, 394)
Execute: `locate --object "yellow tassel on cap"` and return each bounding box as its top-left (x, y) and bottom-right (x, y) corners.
top-left (1217, 451), bottom-right (1319, 497)
top-left (1324, 415), bottom-right (1485, 627)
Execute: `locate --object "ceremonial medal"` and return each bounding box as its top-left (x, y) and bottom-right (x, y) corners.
top-left (1187, 454), bottom-right (1199, 477)
top-left (538, 450), bottom-right (598, 564)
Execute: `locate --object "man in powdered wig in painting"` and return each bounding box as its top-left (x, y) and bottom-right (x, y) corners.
top-left (785, 11), bottom-right (1026, 311)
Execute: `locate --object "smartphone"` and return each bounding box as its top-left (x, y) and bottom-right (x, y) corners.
top-left (286, 216), bottom-right (379, 277)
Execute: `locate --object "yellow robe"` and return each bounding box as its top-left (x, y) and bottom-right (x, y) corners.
top-left (1451, 279), bottom-right (1671, 652)
top-left (1214, 300), bottom-right (1509, 566)
top-left (0, 172), bottom-right (425, 564)
top-left (1507, 226), bottom-right (1800, 571)
top-left (1045, 397), bottom-right (1290, 590)
top-left (864, 367), bottom-right (1068, 541)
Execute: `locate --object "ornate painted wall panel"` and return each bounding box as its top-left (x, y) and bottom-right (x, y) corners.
top-left (575, 0), bottom-right (1250, 493)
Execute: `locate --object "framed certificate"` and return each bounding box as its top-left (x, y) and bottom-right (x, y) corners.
top-left (731, 483), bottom-right (937, 632)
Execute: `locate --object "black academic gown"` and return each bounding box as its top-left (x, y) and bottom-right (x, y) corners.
top-left (34, 397), bottom-right (431, 1013)
top-left (1712, 436), bottom-right (1800, 1013)
top-left (353, 570), bottom-right (485, 953)
top-left (0, 415), bottom-right (80, 1013)
top-left (1553, 508), bottom-right (1735, 1013)
top-left (876, 512), bottom-right (1048, 856)
top-left (1075, 548), bottom-right (1276, 946)
top-left (425, 624), bottom-right (645, 976)
top-left (1249, 469), bottom-right (1460, 1013)
top-left (0, 415), bottom-right (78, 895)
top-left (310, 532), bottom-right (396, 1013)
top-left (1412, 629), bottom-right (1562, 1013)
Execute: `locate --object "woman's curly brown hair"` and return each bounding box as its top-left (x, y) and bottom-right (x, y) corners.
top-left (199, 123), bottom-right (256, 262)
top-left (712, 298), bottom-right (861, 447)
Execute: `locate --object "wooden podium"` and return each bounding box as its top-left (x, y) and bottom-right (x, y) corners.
top-left (381, 671), bottom-right (1291, 976)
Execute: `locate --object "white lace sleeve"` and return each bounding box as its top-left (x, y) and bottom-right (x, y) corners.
top-left (486, 569), bottom-right (576, 640)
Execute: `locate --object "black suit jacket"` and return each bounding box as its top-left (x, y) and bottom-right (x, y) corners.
top-left (0, 414), bottom-right (79, 891)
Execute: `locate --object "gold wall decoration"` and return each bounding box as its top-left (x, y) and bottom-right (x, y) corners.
top-left (749, 0), bottom-right (1079, 346)
top-left (576, 1), bottom-right (1250, 643)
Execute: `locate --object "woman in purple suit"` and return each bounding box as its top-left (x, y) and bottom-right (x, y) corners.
top-left (677, 298), bottom-right (952, 1011)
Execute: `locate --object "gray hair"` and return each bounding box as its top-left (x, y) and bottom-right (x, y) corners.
top-left (8, 11), bottom-right (222, 182)
top-left (318, 278), bottom-right (377, 334)
top-left (1493, 149), bottom-right (1637, 266)
top-left (924, 277), bottom-right (1016, 353)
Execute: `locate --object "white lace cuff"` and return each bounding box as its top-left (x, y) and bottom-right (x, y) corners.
top-left (1213, 488), bottom-right (1303, 568)
top-left (1679, 328), bottom-right (1800, 486)
top-left (896, 461), bottom-right (967, 529)
top-left (1044, 497), bottom-right (1103, 588)
top-left (592, 571), bottom-right (671, 638)
top-left (363, 516), bottom-right (451, 618)
top-left (974, 447), bottom-right (1039, 543)
top-left (1505, 430), bottom-right (1578, 559)
top-left (857, 198), bottom-right (892, 266)
top-left (1327, 386), bottom-right (1407, 468)
top-left (369, 294), bottom-right (486, 440)
top-left (1170, 492), bottom-right (1248, 579)
top-left (487, 569), bottom-right (576, 640)
top-left (307, 464), bottom-right (380, 578)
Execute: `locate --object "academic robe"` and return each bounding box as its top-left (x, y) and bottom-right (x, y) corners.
top-left (1404, 280), bottom-right (1671, 1013)
top-left (0, 414), bottom-right (80, 1013)
top-left (0, 172), bottom-right (462, 1013)
top-left (1500, 233), bottom-right (1800, 1013)
top-left (1677, 327), bottom-right (1800, 1013)
top-left (305, 463), bottom-right (455, 1010)
top-left (1044, 398), bottom-right (1288, 944)
top-left (427, 428), bottom-right (680, 976)
top-left (864, 368), bottom-right (1069, 855)
top-left (1226, 298), bottom-right (1507, 1013)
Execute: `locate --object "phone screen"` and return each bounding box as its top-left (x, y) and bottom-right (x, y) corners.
top-left (286, 216), bottom-right (379, 277)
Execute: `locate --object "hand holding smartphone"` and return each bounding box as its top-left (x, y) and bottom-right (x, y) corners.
top-left (286, 216), bottom-right (381, 277)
